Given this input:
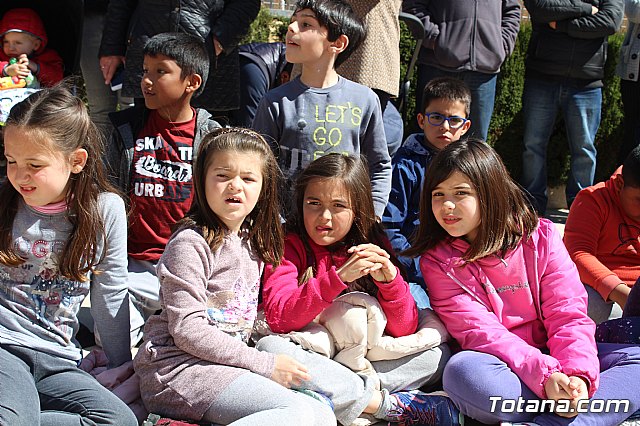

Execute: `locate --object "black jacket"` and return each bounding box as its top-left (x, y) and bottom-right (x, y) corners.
top-left (524, 0), bottom-right (623, 83)
top-left (99, 0), bottom-right (260, 110)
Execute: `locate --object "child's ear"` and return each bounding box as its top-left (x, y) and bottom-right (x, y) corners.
top-left (330, 34), bottom-right (349, 55)
top-left (70, 148), bottom-right (88, 174)
top-left (185, 74), bottom-right (203, 94)
top-left (417, 113), bottom-right (426, 130)
top-left (615, 173), bottom-right (625, 192)
top-left (459, 119), bottom-right (472, 136)
top-left (32, 39), bottom-right (42, 52)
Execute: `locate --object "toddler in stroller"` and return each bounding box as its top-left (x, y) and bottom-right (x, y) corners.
top-left (0, 0), bottom-right (82, 175)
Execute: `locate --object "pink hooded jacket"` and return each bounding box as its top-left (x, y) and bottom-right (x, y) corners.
top-left (421, 218), bottom-right (599, 399)
top-left (0, 8), bottom-right (64, 86)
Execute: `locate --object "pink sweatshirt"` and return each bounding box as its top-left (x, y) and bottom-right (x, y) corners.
top-left (262, 233), bottom-right (418, 337)
top-left (421, 219), bottom-right (599, 399)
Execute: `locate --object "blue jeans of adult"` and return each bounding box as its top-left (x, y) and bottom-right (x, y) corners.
top-left (521, 78), bottom-right (601, 213)
top-left (376, 90), bottom-right (404, 158)
top-left (415, 65), bottom-right (497, 141)
top-left (443, 344), bottom-right (640, 425)
top-left (0, 344), bottom-right (138, 425)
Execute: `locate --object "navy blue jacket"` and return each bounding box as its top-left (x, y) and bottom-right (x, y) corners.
top-left (382, 133), bottom-right (437, 286)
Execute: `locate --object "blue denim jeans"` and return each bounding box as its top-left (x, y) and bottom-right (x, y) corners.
top-left (415, 65), bottom-right (497, 141)
top-left (381, 99), bottom-right (404, 158)
top-left (443, 345), bottom-right (640, 425)
top-left (521, 78), bottom-right (601, 213)
top-left (0, 344), bottom-right (137, 425)
top-left (584, 284), bottom-right (623, 325)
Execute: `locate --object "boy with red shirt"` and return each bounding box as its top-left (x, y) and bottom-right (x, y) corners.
top-left (564, 145), bottom-right (640, 324)
top-left (105, 33), bottom-right (220, 344)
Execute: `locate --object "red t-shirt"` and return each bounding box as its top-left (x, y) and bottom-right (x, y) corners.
top-left (128, 109), bottom-right (197, 260)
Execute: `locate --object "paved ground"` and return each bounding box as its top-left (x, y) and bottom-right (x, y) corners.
top-left (546, 208), bottom-right (569, 235)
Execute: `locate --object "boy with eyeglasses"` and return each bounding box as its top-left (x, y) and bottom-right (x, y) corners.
top-left (382, 77), bottom-right (471, 303)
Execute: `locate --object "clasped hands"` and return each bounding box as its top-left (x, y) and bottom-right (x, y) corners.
top-left (544, 372), bottom-right (590, 418)
top-left (336, 243), bottom-right (397, 284)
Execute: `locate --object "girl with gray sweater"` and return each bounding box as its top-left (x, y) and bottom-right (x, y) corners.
top-left (0, 85), bottom-right (136, 424)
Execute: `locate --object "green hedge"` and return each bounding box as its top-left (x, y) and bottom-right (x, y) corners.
top-left (247, 11), bottom-right (626, 185)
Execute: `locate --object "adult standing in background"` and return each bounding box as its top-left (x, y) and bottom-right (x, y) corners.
top-left (521, 0), bottom-right (623, 215)
top-left (337, 0), bottom-right (404, 157)
top-left (80, 0), bottom-right (119, 136)
top-left (98, 0), bottom-right (260, 117)
top-left (402, 0), bottom-right (521, 141)
top-left (617, 0), bottom-right (640, 165)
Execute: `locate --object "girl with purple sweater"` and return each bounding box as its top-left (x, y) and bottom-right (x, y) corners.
top-left (405, 139), bottom-right (640, 425)
top-left (133, 128), bottom-right (335, 425)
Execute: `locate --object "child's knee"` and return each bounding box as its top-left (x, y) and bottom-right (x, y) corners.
top-left (255, 335), bottom-right (291, 354)
top-left (599, 343), bottom-right (640, 369)
top-left (0, 405), bottom-right (38, 426)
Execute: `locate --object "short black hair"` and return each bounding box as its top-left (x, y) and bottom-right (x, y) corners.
top-left (294, 0), bottom-right (365, 68)
top-left (421, 77), bottom-right (472, 116)
top-left (622, 144), bottom-right (640, 188)
top-left (143, 32), bottom-right (209, 98)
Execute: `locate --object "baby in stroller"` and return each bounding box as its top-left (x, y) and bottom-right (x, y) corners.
top-left (0, 7), bottom-right (64, 88)
top-left (0, 3), bottom-right (75, 174)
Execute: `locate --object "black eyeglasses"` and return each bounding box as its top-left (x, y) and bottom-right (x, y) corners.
top-left (424, 112), bottom-right (468, 129)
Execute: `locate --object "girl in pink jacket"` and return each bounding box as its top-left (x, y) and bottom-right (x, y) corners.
top-left (405, 139), bottom-right (640, 425)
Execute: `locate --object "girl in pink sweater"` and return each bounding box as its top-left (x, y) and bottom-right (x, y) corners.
top-left (258, 153), bottom-right (461, 426)
top-left (405, 139), bottom-right (640, 425)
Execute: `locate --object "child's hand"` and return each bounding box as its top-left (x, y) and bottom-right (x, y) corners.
top-left (562, 376), bottom-right (589, 417)
top-left (271, 354), bottom-right (311, 388)
top-left (336, 244), bottom-right (396, 283)
top-left (544, 372), bottom-right (581, 418)
top-left (353, 244), bottom-right (397, 283)
top-left (544, 372), bottom-right (572, 400)
top-left (4, 56), bottom-right (30, 79)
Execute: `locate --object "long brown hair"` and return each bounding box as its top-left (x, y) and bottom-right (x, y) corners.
top-left (0, 82), bottom-right (120, 281)
top-left (175, 128), bottom-right (284, 265)
top-left (404, 139), bottom-right (538, 262)
top-left (287, 153), bottom-right (405, 293)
